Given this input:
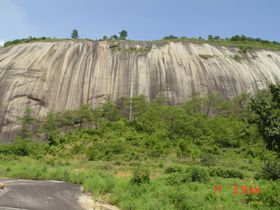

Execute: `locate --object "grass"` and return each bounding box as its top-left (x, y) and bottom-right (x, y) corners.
top-left (0, 138), bottom-right (277, 210)
top-left (0, 155), bottom-right (277, 210)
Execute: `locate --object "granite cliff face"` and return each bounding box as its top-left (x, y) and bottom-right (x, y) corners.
top-left (0, 40), bottom-right (280, 141)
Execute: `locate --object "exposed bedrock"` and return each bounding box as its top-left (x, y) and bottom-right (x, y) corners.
top-left (0, 40), bottom-right (280, 141)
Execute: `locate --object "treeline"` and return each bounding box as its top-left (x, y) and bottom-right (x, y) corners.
top-left (20, 93), bottom-right (253, 146)
top-left (3, 36), bottom-right (54, 47)
top-left (17, 83), bottom-right (280, 163)
top-left (163, 34), bottom-right (280, 45)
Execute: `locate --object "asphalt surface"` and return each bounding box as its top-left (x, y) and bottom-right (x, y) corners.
top-left (0, 179), bottom-right (83, 210)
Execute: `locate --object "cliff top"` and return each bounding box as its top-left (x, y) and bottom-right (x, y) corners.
top-left (2, 36), bottom-right (280, 52)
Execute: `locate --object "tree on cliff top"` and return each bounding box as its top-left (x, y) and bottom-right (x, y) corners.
top-left (119, 30), bottom-right (128, 40)
top-left (71, 29), bottom-right (79, 39)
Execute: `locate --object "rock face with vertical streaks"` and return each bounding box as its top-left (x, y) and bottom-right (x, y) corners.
top-left (0, 40), bottom-right (280, 141)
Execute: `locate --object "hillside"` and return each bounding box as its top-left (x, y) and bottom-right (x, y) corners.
top-left (0, 40), bottom-right (280, 140)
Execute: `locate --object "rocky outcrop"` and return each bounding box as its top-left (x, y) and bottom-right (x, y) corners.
top-left (0, 40), bottom-right (280, 141)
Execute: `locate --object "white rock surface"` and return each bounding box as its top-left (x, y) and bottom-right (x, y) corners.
top-left (0, 40), bottom-right (280, 141)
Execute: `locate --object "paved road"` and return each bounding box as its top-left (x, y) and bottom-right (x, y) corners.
top-left (0, 179), bottom-right (83, 210)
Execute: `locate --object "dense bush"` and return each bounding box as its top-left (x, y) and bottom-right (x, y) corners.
top-left (130, 167), bottom-right (150, 185)
top-left (246, 181), bottom-right (280, 209)
top-left (165, 165), bottom-right (184, 174)
top-left (165, 172), bottom-right (192, 185)
top-left (259, 160), bottom-right (280, 180)
top-left (0, 139), bottom-right (46, 157)
top-left (188, 166), bottom-right (210, 183)
top-left (209, 167), bottom-right (244, 179)
top-left (250, 83), bottom-right (280, 155)
top-left (200, 153), bottom-right (217, 166)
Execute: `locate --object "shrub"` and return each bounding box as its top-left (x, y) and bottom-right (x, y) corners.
top-left (260, 160), bottom-right (280, 180)
top-left (259, 181), bottom-right (280, 208)
top-left (0, 139), bottom-right (45, 157)
top-left (168, 189), bottom-right (194, 210)
top-left (165, 172), bottom-right (192, 185)
top-left (209, 167), bottom-right (244, 179)
top-left (165, 165), bottom-right (184, 174)
top-left (163, 35), bottom-right (178, 40)
top-left (246, 181), bottom-right (280, 209)
top-left (199, 54), bottom-right (214, 60)
top-left (188, 166), bottom-right (210, 183)
top-left (84, 171), bottom-right (115, 195)
top-left (233, 54), bottom-right (242, 62)
top-left (200, 153), bottom-right (217, 166)
top-left (130, 167), bottom-right (150, 185)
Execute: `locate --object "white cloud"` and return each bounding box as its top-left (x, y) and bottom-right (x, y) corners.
top-left (0, 0), bottom-right (31, 40)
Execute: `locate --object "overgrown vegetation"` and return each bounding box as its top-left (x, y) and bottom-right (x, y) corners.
top-left (233, 54), bottom-right (243, 62)
top-left (4, 33), bottom-right (280, 52)
top-left (160, 34), bottom-right (280, 51)
top-left (199, 54), bottom-right (214, 60)
top-left (1, 85), bottom-right (280, 209)
top-left (3, 36), bottom-right (56, 47)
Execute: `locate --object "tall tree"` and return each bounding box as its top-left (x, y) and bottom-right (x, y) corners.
top-left (71, 29), bottom-right (79, 39)
top-left (250, 83), bottom-right (280, 155)
top-left (20, 107), bottom-right (35, 139)
top-left (41, 112), bottom-right (59, 145)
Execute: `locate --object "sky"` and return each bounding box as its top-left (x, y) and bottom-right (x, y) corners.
top-left (0, 0), bottom-right (279, 45)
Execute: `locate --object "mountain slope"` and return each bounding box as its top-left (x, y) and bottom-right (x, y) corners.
top-left (0, 40), bottom-right (280, 141)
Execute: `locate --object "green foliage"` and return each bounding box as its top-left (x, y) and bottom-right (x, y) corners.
top-left (110, 34), bottom-right (119, 40)
top-left (260, 159), bottom-right (280, 180)
top-left (71, 29), bottom-right (79, 39)
top-left (119, 30), bottom-right (128, 40)
top-left (163, 35), bottom-right (178, 40)
top-left (188, 166), bottom-right (210, 183)
top-left (233, 54), bottom-right (242, 62)
top-left (199, 54), bottom-right (214, 60)
top-left (0, 139), bottom-right (46, 157)
top-left (41, 112), bottom-right (59, 145)
top-left (250, 83), bottom-right (280, 155)
top-left (165, 165), bottom-right (184, 174)
top-left (4, 91), bottom-right (279, 209)
top-left (165, 172), bottom-right (192, 185)
top-left (19, 107), bottom-right (35, 139)
top-left (109, 44), bottom-right (122, 51)
top-left (246, 181), bottom-right (280, 209)
top-left (4, 36), bottom-right (53, 47)
top-left (200, 153), bottom-right (217, 166)
top-left (259, 181), bottom-right (280, 208)
top-left (130, 167), bottom-right (150, 185)
top-left (84, 171), bottom-right (115, 195)
top-left (209, 167), bottom-right (244, 179)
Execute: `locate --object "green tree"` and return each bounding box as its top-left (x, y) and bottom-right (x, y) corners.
top-left (250, 83), bottom-right (280, 155)
top-left (208, 35), bottom-right (213, 40)
top-left (119, 30), bottom-right (128, 40)
top-left (110, 34), bottom-right (118, 40)
top-left (41, 112), bottom-right (59, 145)
top-left (71, 29), bottom-right (79, 39)
top-left (20, 107), bottom-right (35, 138)
top-left (163, 35), bottom-right (178, 40)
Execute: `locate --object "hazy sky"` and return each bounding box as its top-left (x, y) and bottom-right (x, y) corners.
top-left (0, 0), bottom-right (279, 44)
